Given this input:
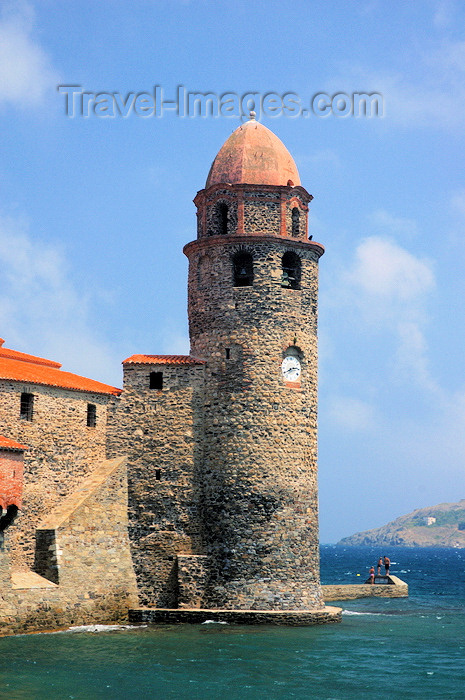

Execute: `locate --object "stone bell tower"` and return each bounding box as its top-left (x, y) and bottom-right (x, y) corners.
top-left (184, 114), bottom-right (326, 611)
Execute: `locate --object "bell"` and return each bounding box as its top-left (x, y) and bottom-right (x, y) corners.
top-left (281, 272), bottom-right (291, 287)
top-left (239, 267), bottom-right (247, 276)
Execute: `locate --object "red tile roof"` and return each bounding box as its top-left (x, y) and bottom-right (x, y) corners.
top-left (0, 345), bottom-right (61, 368)
top-left (0, 343), bottom-right (121, 396)
top-left (0, 436), bottom-right (28, 451)
top-left (123, 354), bottom-right (206, 366)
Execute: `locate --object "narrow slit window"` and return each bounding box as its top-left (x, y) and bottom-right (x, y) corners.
top-left (20, 392), bottom-right (34, 421)
top-left (155, 469), bottom-right (161, 481)
top-left (225, 348), bottom-right (230, 359)
top-left (291, 207), bottom-right (300, 237)
top-left (233, 252), bottom-right (253, 287)
top-left (218, 202), bottom-right (229, 235)
top-left (87, 403), bottom-right (97, 427)
top-left (150, 371), bottom-right (163, 390)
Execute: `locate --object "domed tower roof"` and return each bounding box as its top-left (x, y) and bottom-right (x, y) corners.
top-left (206, 114), bottom-right (301, 188)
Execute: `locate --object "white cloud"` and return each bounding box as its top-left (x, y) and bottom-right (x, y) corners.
top-left (443, 189), bottom-right (465, 253)
top-left (368, 210), bottom-right (419, 240)
top-left (430, 38), bottom-right (465, 72)
top-left (297, 148), bottom-right (342, 170)
top-left (450, 189), bottom-right (465, 220)
top-left (394, 321), bottom-right (440, 393)
top-left (433, 0), bottom-right (456, 28)
top-left (326, 231), bottom-right (438, 396)
top-left (0, 212), bottom-right (121, 386)
top-left (362, 70), bottom-right (464, 130)
top-left (159, 328), bottom-right (190, 355)
top-left (327, 33), bottom-right (465, 131)
top-left (346, 236), bottom-right (435, 301)
top-left (0, 1), bottom-right (59, 109)
top-left (347, 236), bottom-right (436, 391)
top-left (327, 395), bottom-right (377, 432)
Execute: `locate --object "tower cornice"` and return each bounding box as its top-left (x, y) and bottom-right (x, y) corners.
top-left (194, 182), bottom-right (313, 208)
top-left (194, 182), bottom-right (316, 241)
top-left (183, 234), bottom-right (325, 259)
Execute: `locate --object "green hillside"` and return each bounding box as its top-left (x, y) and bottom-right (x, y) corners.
top-left (338, 499), bottom-right (465, 547)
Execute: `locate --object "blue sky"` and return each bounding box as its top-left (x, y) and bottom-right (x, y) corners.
top-left (0, 0), bottom-right (464, 543)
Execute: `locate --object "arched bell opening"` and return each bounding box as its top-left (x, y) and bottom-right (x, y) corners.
top-left (281, 251), bottom-right (301, 290)
top-left (233, 252), bottom-right (254, 287)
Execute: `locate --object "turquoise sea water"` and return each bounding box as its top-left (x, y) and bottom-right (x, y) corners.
top-left (1, 546), bottom-right (464, 699)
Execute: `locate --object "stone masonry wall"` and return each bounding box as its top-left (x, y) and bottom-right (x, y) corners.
top-left (0, 456), bottom-right (138, 636)
top-left (196, 184), bottom-right (310, 240)
top-left (130, 606), bottom-right (342, 626)
top-left (243, 193), bottom-right (281, 235)
top-left (322, 580), bottom-right (409, 601)
top-left (185, 233), bottom-right (324, 610)
top-left (0, 381), bottom-right (115, 569)
top-left (177, 554), bottom-right (209, 608)
top-left (106, 363), bottom-right (205, 607)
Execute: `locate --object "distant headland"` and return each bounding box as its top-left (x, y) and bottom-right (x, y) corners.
top-left (338, 499), bottom-right (465, 548)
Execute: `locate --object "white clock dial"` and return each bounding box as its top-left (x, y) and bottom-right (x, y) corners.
top-left (281, 355), bottom-right (301, 381)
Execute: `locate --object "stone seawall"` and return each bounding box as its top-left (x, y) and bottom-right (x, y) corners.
top-left (129, 605), bottom-right (342, 626)
top-left (322, 577), bottom-right (408, 601)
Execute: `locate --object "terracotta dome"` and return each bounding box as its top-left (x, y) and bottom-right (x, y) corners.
top-left (206, 116), bottom-right (301, 188)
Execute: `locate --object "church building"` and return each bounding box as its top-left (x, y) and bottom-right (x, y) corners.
top-left (0, 116), bottom-right (341, 631)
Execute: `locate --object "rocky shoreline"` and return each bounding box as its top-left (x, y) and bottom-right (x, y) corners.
top-left (338, 499), bottom-right (465, 548)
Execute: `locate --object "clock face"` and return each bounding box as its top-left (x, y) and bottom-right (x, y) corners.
top-left (281, 355), bottom-right (301, 381)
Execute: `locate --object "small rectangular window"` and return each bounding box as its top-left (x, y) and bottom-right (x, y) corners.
top-left (20, 392), bottom-right (34, 421)
top-left (149, 371), bottom-right (163, 390)
top-left (155, 469), bottom-right (161, 481)
top-left (225, 348), bottom-right (230, 359)
top-left (87, 403), bottom-right (97, 427)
